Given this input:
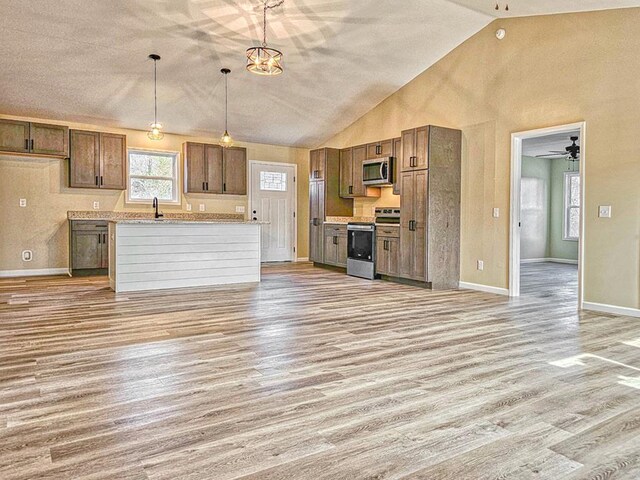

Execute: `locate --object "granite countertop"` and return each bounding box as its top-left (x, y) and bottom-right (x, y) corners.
top-left (68, 210), bottom-right (244, 222)
top-left (324, 216), bottom-right (375, 225)
top-left (109, 219), bottom-right (267, 225)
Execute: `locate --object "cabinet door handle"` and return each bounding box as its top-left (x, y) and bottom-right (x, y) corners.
top-left (333, 235), bottom-right (338, 245)
top-left (95, 175), bottom-right (99, 186)
top-left (223, 183), bottom-right (226, 192)
top-left (100, 176), bottom-right (103, 186)
top-left (349, 186), bottom-right (352, 195)
top-left (98, 234), bottom-right (101, 244)
top-left (30, 139), bottom-right (34, 150)
top-left (103, 233), bottom-right (107, 244)
top-left (25, 139), bottom-right (29, 150)
top-left (205, 182), bottom-right (209, 191)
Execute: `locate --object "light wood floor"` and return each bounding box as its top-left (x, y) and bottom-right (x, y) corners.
top-left (1, 262), bottom-right (639, 479)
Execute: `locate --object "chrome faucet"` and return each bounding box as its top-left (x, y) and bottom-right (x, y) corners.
top-left (152, 197), bottom-right (163, 219)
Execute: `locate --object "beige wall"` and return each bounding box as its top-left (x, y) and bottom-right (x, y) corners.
top-left (0, 115), bottom-right (309, 271)
top-left (324, 8), bottom-right (640, 310)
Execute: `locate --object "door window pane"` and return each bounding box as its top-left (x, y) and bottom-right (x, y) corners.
top-left (260, 171), bottom-right (287, 191)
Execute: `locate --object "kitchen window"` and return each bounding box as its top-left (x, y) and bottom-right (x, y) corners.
top-left (563, 171), bottom-right (580, 241)
top-left (127, 149), bottom-right (179, 203)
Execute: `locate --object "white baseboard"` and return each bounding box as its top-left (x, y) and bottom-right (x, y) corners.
top-left (521, 258), bottom-right (578, 265)
top-left (583, 302), bottom-right (640, 318)
top-left (296, 257), bottom-right (309, 262)
top-left (0, 268), bottom-right (70, 278)
top-left (459, 281), bottom-right (509, 296)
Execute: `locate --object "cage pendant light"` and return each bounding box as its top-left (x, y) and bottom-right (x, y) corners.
top-left (147, 54), bottom-right (164, 140)
top-left (246, 0), bottom-right (284, 76)
top-left (219, 68), bottom-right (234, 148)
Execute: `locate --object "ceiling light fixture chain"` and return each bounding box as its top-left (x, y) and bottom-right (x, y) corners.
top-left (262, 0), bottom-right (284, 47)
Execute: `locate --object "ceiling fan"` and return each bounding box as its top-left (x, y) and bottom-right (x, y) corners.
top-left (536, 136), bottom-right (580, 160)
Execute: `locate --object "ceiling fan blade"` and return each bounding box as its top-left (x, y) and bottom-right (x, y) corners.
top-left (535, 154), bottom-right (566, 158)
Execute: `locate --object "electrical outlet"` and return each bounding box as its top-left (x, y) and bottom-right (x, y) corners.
top-left (199, 204), bottom-right (205, 212)
top-left (22, 250), bottom-right (33, 262)
top-left (93, 201), bottom-right (100, 210)
top-left (477, 260), bottom-right (484, 271)
top-left (236, 206), bottom-right (245, 213)
top-left (19, 198), bottom-right (27, 207)
top-left (598, 205), bottom-right (612, 218)
top-left (186, 203), bottom-right (192, 212)
top-left (492, 207), bottom-right (499, 218)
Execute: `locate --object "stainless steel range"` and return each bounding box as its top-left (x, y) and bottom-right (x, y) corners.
top-left (347, 222), bottom-right (375, 280)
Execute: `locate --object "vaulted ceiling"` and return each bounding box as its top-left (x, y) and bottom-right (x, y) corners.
top-left (0, 1), bottom-right (637, 147)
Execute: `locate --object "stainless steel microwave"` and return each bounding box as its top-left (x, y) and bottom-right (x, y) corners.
top-left (363, 157), bottom-right (393, 186)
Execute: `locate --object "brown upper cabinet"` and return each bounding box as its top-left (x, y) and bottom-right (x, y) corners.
top-left (69, 129), bottom-right (126, 189)
top-left (0, 119), bottom-right (68, 157)
top-left (309, 148), bottom-right (325, 180)
top-left (401, 125), bottom-right (429, 171)
top-left (184, 142), bottom-right (246, 195)
top-left (366, 139), bottom-right (393, 159)
top-left (339, 145), bottom-right (380, 199)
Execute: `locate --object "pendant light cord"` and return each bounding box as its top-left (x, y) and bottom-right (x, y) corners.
top-left (262, 0), bottom-right (284, 47)
top-left (153, 58), bottom-right (158, 124)
top-left (224, 72), bottom-right (228, 132)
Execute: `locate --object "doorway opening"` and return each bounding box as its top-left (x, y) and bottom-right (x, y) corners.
top-left (249, 161), bottom-right (297, 263)
top-left (509, 122), bottom-right (585, 307)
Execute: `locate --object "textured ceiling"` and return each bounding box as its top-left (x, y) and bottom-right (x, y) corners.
top-left (0, 1), bottom-right (636, 147)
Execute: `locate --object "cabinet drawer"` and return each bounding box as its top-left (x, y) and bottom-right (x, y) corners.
top-left (324, 224), bottom-right (347, 236)
top-left (71, 220), bottom-right (108, 231)
top-left (376, 226), bottom-right (400, 238)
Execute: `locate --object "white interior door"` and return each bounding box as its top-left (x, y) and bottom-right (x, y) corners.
top-left (250, 162), bottom-right (296, 262)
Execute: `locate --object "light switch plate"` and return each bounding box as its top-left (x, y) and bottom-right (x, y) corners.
top-left (19, 198), bottom-right (27, 207)
top-left (186, 203), bottom-right (192, 212)
top-left (236, 206), bottom-right (245, 213)
top-left (22, 250), bottom-right (33, 262)
top-left (477, 260), bottom-right (484, 271)
top-left (199, 204), bottom-right (205, 212)
top-left (492, 207), bottom-right (499, 218)
top-left (598, 205), bottom-right (612, 218)
top-left (93, 201), bottom-right (100, 210)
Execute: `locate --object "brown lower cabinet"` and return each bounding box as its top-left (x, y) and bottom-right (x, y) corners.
top-left (70, 221), bottom-right (108, 274)
top-left (376, 227), bottom-right (400, 276)
top-left (323, 224), bottom-right (347, 267)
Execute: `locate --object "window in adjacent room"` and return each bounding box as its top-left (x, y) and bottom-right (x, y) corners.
top-left (563, 171), bottom-right (580, 240)
top-left (127, 149), bottom-right (179, 203)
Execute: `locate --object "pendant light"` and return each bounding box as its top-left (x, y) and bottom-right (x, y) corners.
top-left (147, 54), bottom-right (164, 141)
top-left (219, 68), bottom-right (233, 148)
top-left (246, 0), bottom-right (284, 76)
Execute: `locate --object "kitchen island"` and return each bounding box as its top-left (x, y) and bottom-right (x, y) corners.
top-left (108, 219), bottom-right (263, 292)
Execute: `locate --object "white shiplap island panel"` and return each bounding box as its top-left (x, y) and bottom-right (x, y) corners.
top-left (108, 221), bottom-right (262, 292)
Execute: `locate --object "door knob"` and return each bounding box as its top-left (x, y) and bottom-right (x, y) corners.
top-left (253, 217), bottom-right (257, 221)
top-left (253, 210), bottom-right (257, 214)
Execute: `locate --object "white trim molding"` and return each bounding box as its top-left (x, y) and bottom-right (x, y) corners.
top-left (521, 258), bottom-right (578, 265)
top-left (459, 281), bottom-right (509, 296)
top-left (0, 268), bottom-right (70, 278)
top-left (583, 302), bottom-right (640, 318)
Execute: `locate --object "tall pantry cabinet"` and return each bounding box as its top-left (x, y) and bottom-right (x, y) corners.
top-left (399, 125), bottom-right (461, 289)
top-left (309, 148), bottom-right (353, 263)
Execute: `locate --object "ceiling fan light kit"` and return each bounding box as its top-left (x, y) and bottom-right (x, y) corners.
top-left (246, 0), bottom-right (284, 76)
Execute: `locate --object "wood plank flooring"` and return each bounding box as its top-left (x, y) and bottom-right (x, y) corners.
top-left (0, 262), bottom-right (639, 479)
